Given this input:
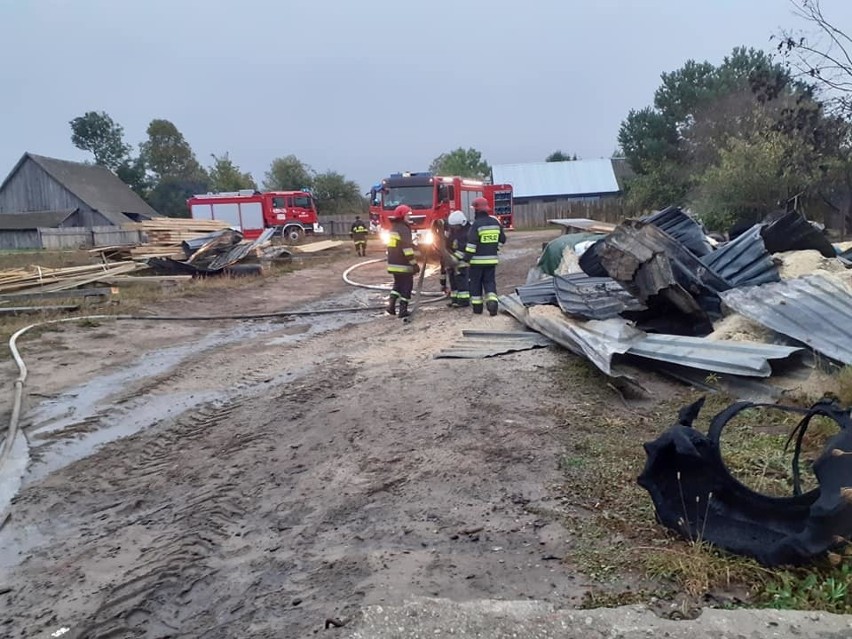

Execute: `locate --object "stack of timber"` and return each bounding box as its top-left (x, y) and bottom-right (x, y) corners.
top-left (115, 218), bottom-right (233, 261)
top-left (0, 262), bottom-right (141, 294)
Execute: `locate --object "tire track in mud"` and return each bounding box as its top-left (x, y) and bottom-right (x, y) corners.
top-left (33, 399), bottom-right (260, 639)
top-left (7, 356), bottom-right (360, 639)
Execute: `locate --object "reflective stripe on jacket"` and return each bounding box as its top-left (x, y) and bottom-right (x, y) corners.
top-left (386, 221), bottom-right (417, 273)
top-left (464, 212), bottom-right (506, 265)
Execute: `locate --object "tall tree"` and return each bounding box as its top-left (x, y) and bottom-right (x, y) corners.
top-left (263, 155), bottom-right (314, 191)
top-left (693, 129), bottom-right (816, 231)
top-left (429, 147), bottom-right (490, 179)
top-left (140, 119), bottom-right (207, 182)
top-left (546, 150), bottom-right (578, 162)
top-left (115, 154), bottom-right (151, 199)
top-left (776, 0), bottom-right (852, 116)
top-left (69, 111), bottom-right (131, 171)
top-left (208, 153), bottom-right (256, 192)
top-left (147, 177), bottom-right (209, 219)
top-left (617, 46), bottom-right (822, 214)
top-left (312, 171), bottom-right (363, 215)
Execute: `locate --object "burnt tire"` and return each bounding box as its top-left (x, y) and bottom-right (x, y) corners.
top-left (223, 264), bottom-right (263, 277)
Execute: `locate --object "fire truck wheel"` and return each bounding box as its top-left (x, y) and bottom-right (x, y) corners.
top-left (283, 225), bottom-right (304, 244)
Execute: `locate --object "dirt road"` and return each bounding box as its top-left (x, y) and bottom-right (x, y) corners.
top-left (0, 230), bottom-right (641, 638)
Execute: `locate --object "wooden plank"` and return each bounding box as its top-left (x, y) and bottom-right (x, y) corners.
top-left (294, 240), bottom-right (345, 253)
top-left (106, 275), bottom-right (193, 284)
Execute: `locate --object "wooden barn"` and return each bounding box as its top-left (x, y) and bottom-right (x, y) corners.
top-left (0, 152), bottom-right (159, 226)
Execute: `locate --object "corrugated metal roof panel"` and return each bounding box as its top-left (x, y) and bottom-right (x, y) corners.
top-left (553, 273), bottom-right (645, 320)
top-left (642, 207), bottom-right (713, 257)
top-left (491, 159), bottom-right (620, 198)
top-left (516, 274), bottom-right (646, 319)
top-left (434, 329), bottom-right (552, 359)
top-left (501, 293), bottom-right (642, 376)
top-left (701, 225), bottom-right (780, 288)
top-left (627, 334), bottom-right (803, 377)
top-left (515, 278), bottom-right (557, 306)
top-left (719, 274), bottom-right (852, 365)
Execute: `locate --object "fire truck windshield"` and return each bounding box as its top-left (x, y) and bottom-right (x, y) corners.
top-left (382, 186), bottom-right (434, 210)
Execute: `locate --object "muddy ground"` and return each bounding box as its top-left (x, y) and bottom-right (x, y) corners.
top-left (0, 230), bottom-right (683, 638)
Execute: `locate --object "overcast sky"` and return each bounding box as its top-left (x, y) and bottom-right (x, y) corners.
top-left (2, 0), bottom-right (851, 192)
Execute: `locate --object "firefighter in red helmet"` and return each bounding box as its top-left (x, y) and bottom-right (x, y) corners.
top-left (462, 196), bottom-right (506, 316)
top-left (385, 204), bottom-right (420, 318)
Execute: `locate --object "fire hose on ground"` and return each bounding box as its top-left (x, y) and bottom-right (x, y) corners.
top-left (0, 258), bottom-right (448, 469)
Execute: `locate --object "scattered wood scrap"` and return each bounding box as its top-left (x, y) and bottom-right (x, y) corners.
top-left (0, 262), bottom-right (140, 294)
top-left (294, 240), bottom-right (345, 253)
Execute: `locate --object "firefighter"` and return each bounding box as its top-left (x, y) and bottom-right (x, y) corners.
top-left (385, 204), bottom-right (420, 318)
top-left (431, 219), bottom-right (450, 296)
top-left (350, 215), bottom-right (369, 257)
top-left (446, 210), bottom-right (471, 307)
top-left (463, 197), bottom-right (506, 316)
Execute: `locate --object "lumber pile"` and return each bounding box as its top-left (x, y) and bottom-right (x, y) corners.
top-left (97, 218), bottom-right (236, 261)
top-left (0, 262), bottom-right (140, 294)
top-left (124, 218), bottom-right (231, 243)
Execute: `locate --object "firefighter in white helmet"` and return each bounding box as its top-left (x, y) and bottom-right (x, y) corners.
top-left (446, 210), bottom-right (471, 307)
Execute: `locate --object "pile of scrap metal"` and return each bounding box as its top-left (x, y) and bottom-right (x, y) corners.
top-left (502, 207), bottom-right (852, 393)
top-left (638, 396), bottom-right (852, 567)
top-left (145, 228), bottom-right (292, 277)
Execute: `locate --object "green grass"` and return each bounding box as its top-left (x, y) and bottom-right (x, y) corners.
top-left (551, 358), bottom-right (852, 613)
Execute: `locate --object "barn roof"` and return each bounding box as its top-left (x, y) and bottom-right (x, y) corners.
top-left (0, 153), bottom-right (160, 224)
top-left (491, 159), bottom-right (621, 199)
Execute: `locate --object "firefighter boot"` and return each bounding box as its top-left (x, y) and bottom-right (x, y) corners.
top-left (398, 300), bottom-right (411, 319)
top-left (386, 295), bottom-right (397, 316)
top-left (486, 300), bottom-right (499, 317)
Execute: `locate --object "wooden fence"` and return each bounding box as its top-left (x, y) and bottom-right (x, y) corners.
top-left (510, 198), bottom-right (636, 229)
top-left (0, 226), bottom-right (144, 251)
top-left (317, 200), bottom-right (637, 234)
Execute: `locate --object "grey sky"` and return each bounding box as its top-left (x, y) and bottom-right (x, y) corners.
top-left (2, 0), bottom-right (851, 193)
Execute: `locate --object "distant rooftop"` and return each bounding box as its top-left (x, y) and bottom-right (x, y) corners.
top-left (491, 159), bottom-right (621, 198)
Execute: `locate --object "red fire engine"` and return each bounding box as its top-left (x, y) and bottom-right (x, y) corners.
top-left (368, 172), bottom-right (513, 246)
top-left (187, 190), bottom-right (324, 242)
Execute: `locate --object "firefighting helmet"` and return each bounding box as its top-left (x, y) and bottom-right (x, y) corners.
top-left (389, 204), bottom-right (412, 220)
top-left (471, 197), bottom-right (490, 212)
top-left (447, 210), bottom-right (467, 226)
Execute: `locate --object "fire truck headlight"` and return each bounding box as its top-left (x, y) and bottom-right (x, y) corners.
top-left (420, 230), bottom-right (434, 246)
top-left (379, 229), bottom-right (391, 245)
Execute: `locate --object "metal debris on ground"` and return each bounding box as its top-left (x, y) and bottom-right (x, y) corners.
top-left (641, 206), bottom-right (714, 257)
top-left (519, 206), bottom-right (851, 391)
top-left (434, 330), bottom-right (552, 359)
top-left (503, 292), bottom-right (802, 379)
top-left (700, 225), bottom-right (779, 288)
top-left (760, 210), bottom-right (836, 258)
top-left (625, 333), bottom-right (803, 378)
top-left (515, 273), bottom-right (645, 320)
top-left (719, 274), bottom-right (852, 366)
top-left (596, 220), bottom-right (729, 320)
top-left (638, 397), bottom-right (852, 567)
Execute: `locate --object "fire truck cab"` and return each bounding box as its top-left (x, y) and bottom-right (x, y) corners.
top-left (188, 189), bottom-right (324, 242)
top-left (369, 172), bottom-right (513, 247)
